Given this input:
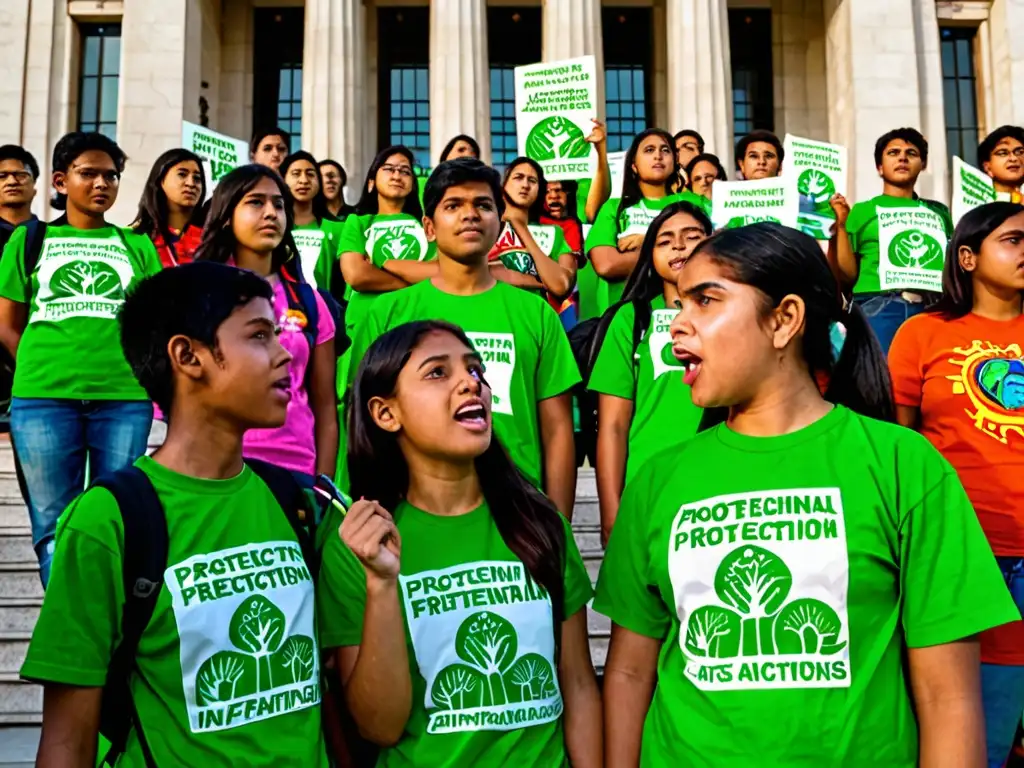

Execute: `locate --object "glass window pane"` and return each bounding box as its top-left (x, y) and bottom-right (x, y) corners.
top-left (403, 69), bottom-right (414, 94)
top-left (941, 41), bottom-right (955, 75)
top-left (279, 75), bottom-right (291, 100)
top-left (100, 123), bottom-right (117, 141)
top-left (83, 36), bottom-right (101, 76)
top-left (80, 78), bottom-right (98, 122)
top-left (958, 79), bottom-right (976, 124)
top-left (956, 39), bottom-right (972, 74)
top-left (293, 68), bottom-right (302, 92)
top-left (416, 69), bottom-right (427, 95)
top-left (101, 36), bottom-right (120, 76)
top-left (391, 70), bottom-right (400, 90)
top-left (100, 77), bottom-right (119, 123)
top-left (943, 79), bottom-right (959, 126)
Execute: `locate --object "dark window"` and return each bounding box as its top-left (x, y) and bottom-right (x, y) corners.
top-left (941, 27), bottom-right (980, 166)
top-left (77, 24), bottom-right (121, 140)
top-left (603, 8), bottom-right (652, 152)
top-left (488, 8), bottom-right (542, 169)
top-left (378, 8), bottom-right (430, 171)
top-left (729, 9), bottom-right (774, 141)
top-left (253, 9), bottom-right (304, 152)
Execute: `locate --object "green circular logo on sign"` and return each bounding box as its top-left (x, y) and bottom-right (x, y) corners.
top-left (50, 261), bottom-right (124, 299)
top-left (797, 169), bottom-right (835, 210)
top-left (525, 117), bottom-right (589, 162)
top-left (888, 229), bottom-right (944, 270)
top-left (502, 250), bottom-right (536, 277)
top-left (726, 215), bottom-right (781, 229)
top-left (374, 229), bottom-right (423, 263)
top-left (660, 343), bottom-right (678, 367)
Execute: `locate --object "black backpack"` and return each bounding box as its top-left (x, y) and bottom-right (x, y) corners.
top-left (22, 217), bottom-right (48, 282)
top-left (91, 459), bottom-right (322, 767)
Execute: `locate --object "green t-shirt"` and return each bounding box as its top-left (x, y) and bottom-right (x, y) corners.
top-left (338, 212), bottom-right (437, 333)
top-left (346, 280), bottom-right (581, 488)
top-left (587, 295), bottom-right (703, 484)
top-left (0, 224), bottom-right (161, 399)
top-left (20, 456), bottom-right (329, 767)
top-left (489, 222), bottom-right (570, 280)
top-left (292, 218), bottom-right (343, 291)
top-left (317, 500), bottom-right (593, 767)
top-left (846, 195), bottom-right (954, 294)
top-left (584, 192), bottom-right (711, 315)
top-left (593, 406), bottom-right (1017, 767)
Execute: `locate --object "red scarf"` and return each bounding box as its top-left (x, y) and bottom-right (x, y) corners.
top-left (151, 224), bottom-right (203, 268)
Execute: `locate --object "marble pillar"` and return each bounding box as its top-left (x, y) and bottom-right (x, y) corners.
top-left (984, 0), bottom-right (1024, 129)
top-left (666, 0), bottom-right (733, 160)
top-left (301, 0), bottom-right (372, 179)
top-left (429, 0), bottom-right (491, 165)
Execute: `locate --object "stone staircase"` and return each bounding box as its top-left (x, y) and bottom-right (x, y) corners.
top-left (0, 445), bottom-right (607, 761)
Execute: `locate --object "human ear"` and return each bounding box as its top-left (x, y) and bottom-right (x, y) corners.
top-left (770, 294), bottom-right (806, 351)
top-left (369, 396), bottom-right (402, 433)
top-left (958, 245), bottom-right (978, 273)
top-left (422, 216), bottom-right (437, 243)
top-left (168, 335), bottom-right (204, 382)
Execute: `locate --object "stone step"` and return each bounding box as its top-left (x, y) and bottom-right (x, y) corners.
top-left (571, 525), bottom-right (601, 553)
top-left (0, 504), bottom-right (28, 532)
top-left (0, 634), bottom-right (28, 675)
top-left (0, 566), bottom-right (41, 601)
top-left (0, 531), bottom-right (32, 566)
top-left (0, 600), bottom-right (40, 636)
top-left (0, 477), bottom-right (23, 503)
top-left (0, 726), bottom-right (41, 766)
top-left (590, 635), bottom-right (608, 672)
top-left (0, 675), bottom-right (41, 719)
top-left (571, 499), bottom-right (598, 527)
top-left (582, 550), bottom-right (603, 585)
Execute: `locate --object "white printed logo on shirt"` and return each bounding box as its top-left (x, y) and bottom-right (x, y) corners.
top-left (165, 541), bottom-right (321, 733)
top-left (401, 561), bottom-right (563, 735)
top-left (648, 309), bottom-right (685, 380)
top-left (668, 488), bottom-right (851, 691)
top-left (365, 220), bottom-right (429, 266)
top-left (291, 229), bottom-right (326, 289)
top-left (618, 201), bottom-right (659, 241)
top-left (32, 236), bottom-right (135, 324)
top-left (466, 332), bottom-right (516, 416)
top-left (877, 207), bottom-right (948, 292)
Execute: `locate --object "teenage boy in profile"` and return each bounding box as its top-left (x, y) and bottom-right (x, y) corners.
top-left (735, 130), bottom-right (784, 180)
top-left (346, 158), bottom-right (580, 518)
top-left (830, 127), bottom-right (953, 352)
top-left (978, 125), bottom-right (1024, 201)
top-left (21, 262), bottom-right (330, 767)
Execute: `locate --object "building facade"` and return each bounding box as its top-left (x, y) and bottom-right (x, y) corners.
top-left (1, 0), bottom-right (1021, 223)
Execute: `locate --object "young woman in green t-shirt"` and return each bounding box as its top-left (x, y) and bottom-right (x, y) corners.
top-left (595, 222), bottom-right (1018, 766)
top-left (489, 156), bottom-right (577, 300)
top-left (318, 319), bottom-right (602, 767)
top-left (280, 150), bottom-right (343, 290)
top-left (588, 201), bottom-right (710, 546)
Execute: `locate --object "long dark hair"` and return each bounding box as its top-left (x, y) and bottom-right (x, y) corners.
top-left (355, 145), bottom-right (424, 219)
top-left (131, 148), bottom-right (207, 242)
top-left (618, 128), bottom-right (678, 220)
top-left (280, 151), bottom-right (336, 224)
top-left (930, 201), bottom-right (1024, 319)
top-left (194, 164), bottom-right (296, 276)
top-left (693, 223), bottom-right (894, 425)
top-left (348, 320), bottom-right (567, 634)
top-left (502, 156), bottom-right (547, 223)
top-left (440, 134), bottom-right (481, 162)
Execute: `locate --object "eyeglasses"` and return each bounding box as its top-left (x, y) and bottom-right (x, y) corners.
top-left (0, 171), bottom-right (32, 184)
top-left (993, 148), bottom-right (1024, 159)
top-left (380, 164), bottom-right (413, 178)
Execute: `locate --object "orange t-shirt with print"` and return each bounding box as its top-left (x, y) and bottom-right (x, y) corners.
top-left (889, 311), bottom-right (1024, 664)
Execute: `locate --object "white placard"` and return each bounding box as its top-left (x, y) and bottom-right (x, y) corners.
top-left (783, 135), bottom-right (848, 240)
top-left (951, 156), bottom-right (997, 225)
top-left (182, 122), bottom-right (250, 192)
top-left (711, 177), bottom-right (799, 231)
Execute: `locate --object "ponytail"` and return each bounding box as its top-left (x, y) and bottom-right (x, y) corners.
top-left (824, 302), bottom-right (894, 422)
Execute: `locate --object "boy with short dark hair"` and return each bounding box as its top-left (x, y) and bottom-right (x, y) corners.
top-left (978, 124), bottom-right (1024, 200)
top-left (734, 130), bottom-right (784, 180)
top-left (22, 261), bottom-right (330, 767)
top-left (830, 127), bottom-right (953, 352)
top-left (250, 128), bottom-right (291, 172)
top-left (674, 129), bottom-right (705, 175)
top-left (0, 144), bottom-right (40, 250)
top-left (346, 158), bottom-right (581, 517)
top-left (0, 131), bottom-right (161, 584)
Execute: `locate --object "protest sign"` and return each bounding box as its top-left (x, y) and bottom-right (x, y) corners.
top-left (607, 150), bottom-right (628, 199)
top-left (182, 122), bottom-right (250, 190)
top-left (711, 177), bottom-right (799, 231)
top-left (877, 207), bottom-right (948, 292)
top-left (515, 56), bottom-right (598, 181)
top-left (951, 156), bottom-right (996, 225)
top-left (783, 135), bottom-right (847, 240)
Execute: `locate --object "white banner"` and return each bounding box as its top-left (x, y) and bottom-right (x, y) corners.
top-left (951, 156), bottom-right (996, 225)
top-left (877, 207), bottom-right (948, 292)
top-left (783, 135), bottom-right (847, 241)
top-left (607, 150), bottom-right (628, 200)
top-left (182, 122), bottom-right (250, 191)
top-left (711, 177), bottom-right (799, 231)
top-left (515, 56), bottom-right (598, 181)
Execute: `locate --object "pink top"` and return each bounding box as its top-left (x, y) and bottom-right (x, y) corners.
top-left (243, 279), bottom-right (335, 475)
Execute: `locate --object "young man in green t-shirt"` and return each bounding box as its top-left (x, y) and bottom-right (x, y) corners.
top-left (0, 132), bottom-right (161, 585)
top-left (346, 158), bottom-right (581, 517)
top-left (978, 124), bottom-right (1024, 201)
top-left (830, 127), bottom-right (953, 352)
top-left (22, 262), bottom-right (330, 767)
top-left (735, 130), bottom-right (783, 180)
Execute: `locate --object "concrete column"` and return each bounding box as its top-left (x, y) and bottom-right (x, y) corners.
top-left (218, 0), bottom-right (254, 141)
top-left (984, 0), bottom-right (1024, 128)
top-left (429, 0), bottom-right (491, 165)
top-left (542, 0), bottom-right (605, 125)
top-left (824, 0), bottom-right (947, 203)
top-left (301, 0), bottom-right (373, 177)
top-left (771, 0), bottom-right (828, 141)
top-left (665, 0), bottom-right (733, 159)
top-left (0, 0), bottom-right (31, 143)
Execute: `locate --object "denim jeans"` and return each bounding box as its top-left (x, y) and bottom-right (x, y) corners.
top-left (853, 293), bottom-right (925, 354)
top-left (10, 398), bottom-right (152, 586)
top-left (983, 557), bottom-right (1024, 768)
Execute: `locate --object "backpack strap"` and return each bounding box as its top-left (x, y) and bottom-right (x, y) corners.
top-left (92, 466), bottom-right (168, 768)
top-left (280, 269), bottom-right (320, 355)
top-left (244, 459), bottom-right (320, 576)
top-left (22, 218), bottom-right (47, 287)
top-left (630, 300), bottom-right (652, 369)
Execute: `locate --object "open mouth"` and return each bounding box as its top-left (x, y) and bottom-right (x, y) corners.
top-left (271, 376), bottom-right (291, 401)
top-left (668, 255), bottom-right (687, 271)
top-left (453, 399), bottom-right (489, 431)
top-left (673, 348), bottom-right (703, 386)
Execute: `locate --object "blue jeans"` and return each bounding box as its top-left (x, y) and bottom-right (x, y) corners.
top-left (10, 398), bottom-right (152, 586)
top-left (983, 557), bottom-right (1024, 768)
top-left (853, 293), bottom-right (925, 354)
